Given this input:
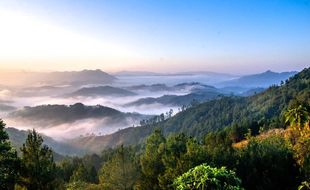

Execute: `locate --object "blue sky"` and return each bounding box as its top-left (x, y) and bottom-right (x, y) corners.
top-left (0, 0), bottom-right (309, 74)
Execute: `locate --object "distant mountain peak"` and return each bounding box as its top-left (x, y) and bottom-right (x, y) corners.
top-left (264, 70), bottom-right (274, 73)
top-left (67, 85), bottom-right (137, 97)
top-left (219, 70), bottom-right (297, 88)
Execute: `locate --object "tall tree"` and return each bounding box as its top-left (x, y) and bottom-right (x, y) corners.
top-left (139, 129), bottom-right (166, 190)
top-left (69, 163), bottom-right (90, 183)
top-left (20, 129), bottom-right (57, 190)
top-left (0, 119), bottom-right (20, 190)
top-left (236, 136), bottom-right (299, 190)
top-left (158, 134), bottom-right (193, 190)
top-left (99, 145), bottom-right (139, 190)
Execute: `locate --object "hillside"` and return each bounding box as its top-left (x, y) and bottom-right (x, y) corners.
top-left (0, 69), bottom-right (116, 86)
top-left (126, 91), bottom-right (221, 107)
top-left (8, 103), bottom-right (150, 127)
top-left (219, 70), bottom-right (297, 88)
top-left (0, 103), bottom-right (16, 112)
top-left (68, 86), bottom-right (137, 97)
top-left (173, 82), bottom-right (218, 92)
top-left (125, 82), bottom-right (217, 93)
top-left (126, 84), bottom-right (171, 92)
top-left (5, 127), bottom-right (87, 156)
top-left (70, 68), bottom-right (310, 152)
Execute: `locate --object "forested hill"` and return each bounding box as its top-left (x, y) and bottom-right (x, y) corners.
top-left (8, 103), bottom-right (149, 127)
top-left (5, 127), bottom-right (88, 157)
top-left (70, 68), bottom-right (310, 152)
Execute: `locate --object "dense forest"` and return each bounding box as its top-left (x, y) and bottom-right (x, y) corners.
top-left (1, 68), bottom-right (309, 190)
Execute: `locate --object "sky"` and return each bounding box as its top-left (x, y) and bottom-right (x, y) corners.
top-left (0, 0), bottom-right (309, 74)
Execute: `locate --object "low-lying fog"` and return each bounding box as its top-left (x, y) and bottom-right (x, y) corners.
top-left (1, 70), bottom-right (290, 141)
top-left (1, 74), bottom-right (221, 140)
top-left (115, 73), bottom-right (235, 86)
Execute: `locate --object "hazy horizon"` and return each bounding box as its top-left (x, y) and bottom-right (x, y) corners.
top-left (0, 67), bottom-right (303, 76)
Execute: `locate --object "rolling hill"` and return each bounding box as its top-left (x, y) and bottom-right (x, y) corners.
top-left (125, 84), bottom-right (171, 92)
top-left (219, 70), bottom-right (297, 88)
top-left (69, 68), bottom-right (309, 153)
top-left (0, 69), bottom-right (116, 86)
top-left (5, 127), bottom-right (88, 156)
top-left (126, 91), bottom-right (222, 107)
top-left (8, 103), bottom-right (150, 127)
top-left (67, 86), bottom-right (137, 97)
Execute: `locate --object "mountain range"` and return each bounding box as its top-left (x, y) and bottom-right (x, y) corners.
top-left (68, 68), bottom-right (309, 153)
top-left (126, 91), bottom-right (222, 107)
top-left (0, 69), bottom-right (116, 86)
top-left (67, 86), bottom-right (137, 97)
top-left (5, 127), bottom-right (87, 156)
top-left (8, 103), bottom-right (150, 127)
top-left (219, 70), bottom-right (297, 88)
top-left (3, 68), bottom-right (305, 155)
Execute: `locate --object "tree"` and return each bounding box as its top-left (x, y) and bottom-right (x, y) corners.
top-left (99, 145), bottom-right (139, 190)
top-left (298, 181), bottom-right (310, 190)
top-left (20, 129), bottom-right (58, 190)
top-left (284, 104), bottom-right (310, 177)
top-left (0, 119), bottom-right (20, 190)
top-left (236, 136), bottom-right (300, 190)
top-left (173, 164), bottom-right (243, 190)
top-left (139, 129), bottom-right (166, 189)
top-left (158, 133), bottom-right (191, 190)
top-left (59, 158), bottom-right (78, 182)
top-left (285, 105), bottom-right (309, 129)
top-left (70, 163), bottom-right (90, 183)
top-left (157, 134), bottom-right (208, 190)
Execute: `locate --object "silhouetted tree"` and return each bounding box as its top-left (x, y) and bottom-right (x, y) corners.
top-left (0, 119), bottom-right (20, 190)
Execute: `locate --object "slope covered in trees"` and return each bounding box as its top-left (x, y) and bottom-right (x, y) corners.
top-left (219, 70), bottom-right (297, 88)
top-left (8, 103), bottom-right (150, 127)
top-left (71, 68), bottom-right (310, 151)
top-left (5, 127), bottom-right (87, 156)
top-left (1, 68), bottom-right (309, 190)
top-left (126, 91), bottom-right (221, 107)
top-left (67, 86), bottom-right (137, 97)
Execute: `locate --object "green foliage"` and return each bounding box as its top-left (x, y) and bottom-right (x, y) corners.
top-left (158, 133), bottom-right (189, 189)
top-left (139, 129), bottom-right (166, 189)
top-left (0, 119), bottom-right (20, 190)
top-left (173, 164), bottom-right (243, 190)
top-left (89, 68), bottom-right (310, 150)
top-left (70, 163), bottom-right (89, 183)
top-left (138, 130), bottom-right (208, 190)
top-left (99, 145), bottom-right (140, 190)
top-left (284, 103), bottom-right (310, 181)
top-left (158, 134), bottom-right (208, 189)
top-left (59, 158), bottom-right (78, 182)
top-left (285, 104), bottom-right (310, 128)
top-left (236, 136), bottom-right (300, 190)
top-left (2, 68), bottom-right (309, 189)
top-left (66, 181), bottom-right (103, 190)
top-left (20, 129), bottom-right (58, 190)
top-left (298, 181), bottom-right (310, 190)
top-left (298, 136), bottom-right (310, 179)
top-left (203, 129), bottom-right (237, 169)
top-left (66, 181), bottom-right (89, 190)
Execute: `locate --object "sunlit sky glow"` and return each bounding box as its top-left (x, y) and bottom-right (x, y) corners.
top-left (0, 0), bottom-right (309, 74)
